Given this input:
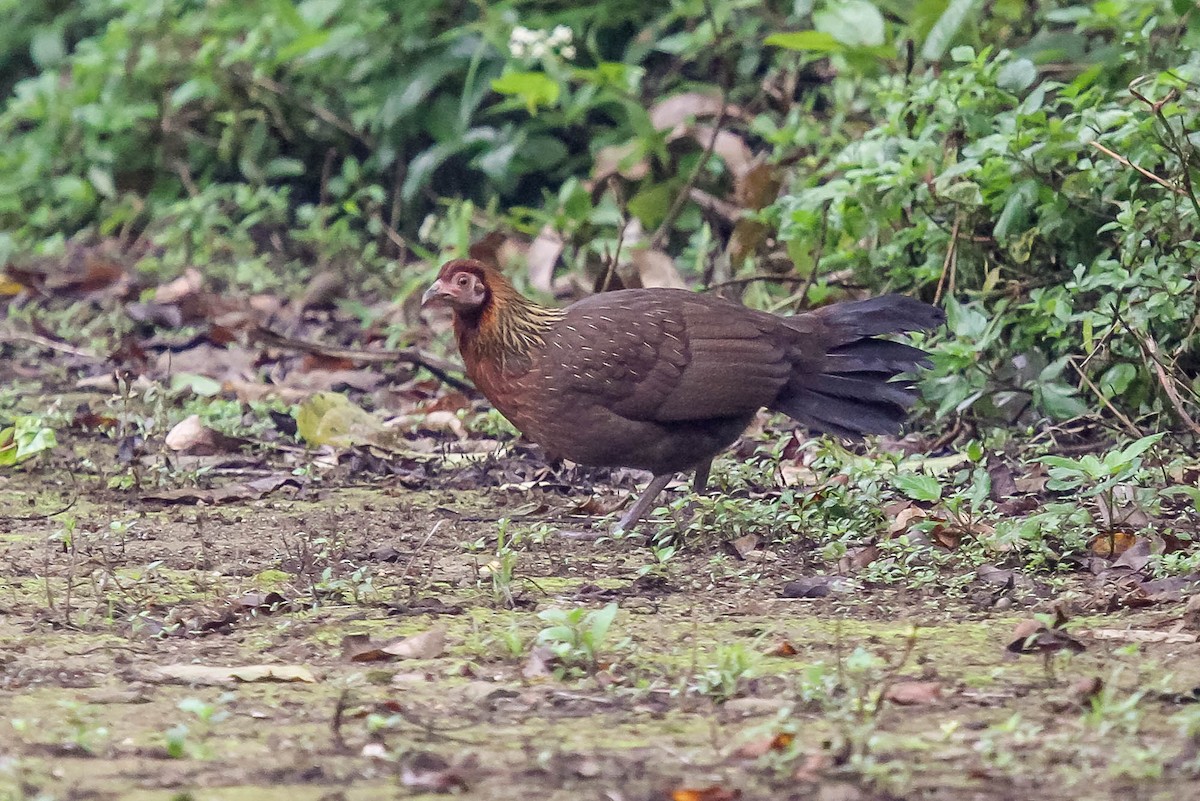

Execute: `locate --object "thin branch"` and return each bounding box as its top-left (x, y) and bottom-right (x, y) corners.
top-left (1139, 334), bottom-right (1200, 436)
top-left (1127, 78), bottom-right (1200, 221)
top-left (794, 201), bottom-right (832, 309)
top-left (1088, 140), bottom-right (1187, 196)
top-left (252, 326), bottom-right (474, 394)
top-left (934, 213), bottom-right (960, 305)
top-left (599, 177), bottom-right (631, 293)
top-left (649, 0), bottom-right (730, 251)
top-left (0, 327), bottom-right (102, 360)
top-left (649, 101), bottom-right (730, 251)
top-left (1068, 357), bottom-right (1142, 439)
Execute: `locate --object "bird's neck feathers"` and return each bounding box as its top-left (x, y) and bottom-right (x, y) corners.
top-left (454, 275), bottom-right (564, 368)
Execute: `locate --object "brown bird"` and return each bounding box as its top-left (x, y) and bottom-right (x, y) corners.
top-left (422, 258), bottom-right (943, 533)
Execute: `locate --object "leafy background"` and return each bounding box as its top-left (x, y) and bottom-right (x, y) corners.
top-left (2, 0), bottom-right (1198, 430)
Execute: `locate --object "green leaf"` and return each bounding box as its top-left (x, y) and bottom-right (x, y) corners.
top-left (87, 167), bottom-right (116, 199)
top-left (892, 472), bottom-right (943, 503)
top-left (814, 0), bottom-right (885, 48)
top-left (1115, 433), bottom-right (1164, 463)
top-left (996, 57), bottom-right (1037, 92)
top-left (588, 603), bottom-right (619, 643)
top-left (1037, 382), bottom-right (1088, 420)
top-left (1099, 363), bottom-right (1136, 397)
top-left (994, 180), bottom-right (1037, 242)
top-left (921, 0), bottom-right (980, 61)
top-left (491, 71), bottom-right (560, 114)
top-left (949, 45), bottom-right (975, 62)
top-left (170, 373), bottom-right (222, 397)
top-left (627, 181), bottom-right (676, 229)
top-left (940, 180), bottom-right (983, 205)
top-left (30, 27), bottom-right (66, 68)
top-left (764, 31), bottom-right (844, 52)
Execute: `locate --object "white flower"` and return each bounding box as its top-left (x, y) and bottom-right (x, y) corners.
top-left (561, 45), bottom-right (576, 61)
top-left (529, 41), bottom-right (548, 59)
top-left (510, 25), bottom-right (539, 45)
top-left (509, 41), bottom-right (527, 58)
top-left (550, 25), bottom-right (573, 46)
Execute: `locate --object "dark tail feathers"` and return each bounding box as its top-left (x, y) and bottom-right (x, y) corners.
top-left (771, 295), bottom-right (945, 439)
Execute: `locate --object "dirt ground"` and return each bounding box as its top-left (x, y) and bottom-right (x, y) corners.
top-left (2, 448), bottom-right (1199, 801)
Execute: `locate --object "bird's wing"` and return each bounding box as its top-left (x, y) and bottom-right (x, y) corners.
top-left (550, 290), bottom-right (791, 422)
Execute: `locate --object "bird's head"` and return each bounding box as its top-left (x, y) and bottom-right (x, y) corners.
top-left (422, 258), bottom-right (492, 315)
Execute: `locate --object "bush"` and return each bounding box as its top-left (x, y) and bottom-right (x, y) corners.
top-left (1, 0), bottom-right (1197, 430)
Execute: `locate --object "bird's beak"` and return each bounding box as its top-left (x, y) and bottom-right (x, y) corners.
top-left (421, 279), bottom-right (447, 307)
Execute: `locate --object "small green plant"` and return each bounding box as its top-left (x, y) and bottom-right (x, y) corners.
top-left (535, 602), bottom-right (619, 677)
top-left (691, 642), bottom-right (760, 703)
top-left (1038, 433), bottom-right (1163, 540)
top-left (490, 518), bottom-right (520, 608)
top-left (164, 695), bottom-right (230, 759)
top-left (0, 414), bottom-right (57, 467)
top-left (636, 542), bottom-right (676, 580)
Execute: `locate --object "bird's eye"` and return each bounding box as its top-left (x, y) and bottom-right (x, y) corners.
top-left (457, 275), bottom-right (469, 286)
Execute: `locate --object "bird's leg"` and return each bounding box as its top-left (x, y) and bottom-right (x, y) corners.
top-left (613, 473), bottom-right (674, 535)
top-left (692, 458), bottom-right (713, 495)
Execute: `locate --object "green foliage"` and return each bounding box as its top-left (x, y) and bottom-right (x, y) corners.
top-left (770, 12), bottom-right (1200, 424)
top-left (3, 0), bottom-right (1199, 428)
top-left (691, 642), bottom-right (760, 702)
top-left (535, 602), bottom-right (619, 676)
top-left (0, 415), bottom-right (57, 467)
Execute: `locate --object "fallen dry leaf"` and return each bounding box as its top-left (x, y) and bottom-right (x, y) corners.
top-left (164, 414), bottom-right (247, 455)
top-left (792, 751), bottom-right (834, 783)
top-left (1069, 676), bottom-right (1104, 705)
top-left (526, 224), bottom-right (565, 294)
top-left (522, 645), bottom-right (555, 679)
top-left (838, 544), bottom-right (880, 573)
top-left (1083, 628), bottom-right (1198, 644)
top-left (671, 785), bottom-right (742, 801)
top-left (342, 627), bottom-right (447, 662)
top-left (887, 503), bottom-right (927, 536)
top-left (151, 664), bottom-right (316, 685)
top-left (627, 248), bottom-right (687, 289)
top-left (732, 731), bottom-right (794, 759)
top-left (649, 91), bottom-right (744, 131)
top-left (728, 534), bottom-right (760, 560)
top-left (154, 268), bottom-right (203, 304)
top-left (141, 474), bottom-right (300, 505)
top-left (763, 639), bottom-right (798, 657)
top-left (884, 680), bottom-right (944, 705)
top-left (1090, 531), bottom-right (1140, 558)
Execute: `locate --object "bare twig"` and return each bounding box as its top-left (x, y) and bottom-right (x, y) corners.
top-left (1139, 335), bottom-right (1200, 436)
top-left (1088, 140), bottom-right (1187, 196)
top-left (1127, 77), bottom-right (1200, 222)
top-left (794, 201), bottom-right (832, 309)
top-left (934, 214), bottom-right (960, 304)
top-left (331, 689), bottom-right (350, 751)
top-left (649, 102), bottom-right (730, 251)
top-left (0, 327), bottom-right (101, 360)
top-left (252, 326), bottom-right (474, 394)
top-left (599, 177), bottom-right (632, 293)
top-left (245, 71), bottom-right (374, 148)
top-left (1068, 357), bottom-right (1142, 438)
top-left (399, 520), bottom-right (446, 587)
top-left (649, 0), bottom-right (730, 251)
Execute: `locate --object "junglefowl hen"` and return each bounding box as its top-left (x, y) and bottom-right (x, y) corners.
top-left (422, 258), bottom-right (944, 533)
